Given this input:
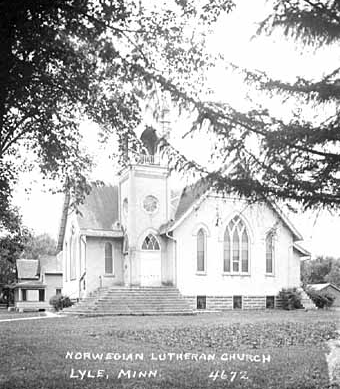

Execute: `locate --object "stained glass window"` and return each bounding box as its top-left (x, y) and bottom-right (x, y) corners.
top-left (266, 233), bottom-right (274, 274)
top-left (142, 234), bottom-right (160, 250)
top-left (197, 228), bottom-right (206, 272)
top-left (223, 216), bottom-right (249, 274)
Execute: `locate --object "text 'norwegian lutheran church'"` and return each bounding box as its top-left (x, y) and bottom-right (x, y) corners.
top-left (57, 127), bottom-right (311, 314)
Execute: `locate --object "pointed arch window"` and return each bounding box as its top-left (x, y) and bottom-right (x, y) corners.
top-left (224, 216), bottom-right (249, 274)
top-left (266, 233), bottom-right (274, 274)
top-left (105, 242), bottom-right (113, 274)
top-left (142, 234), bottom-right (160, 250)
top-left (197, 228), bottom-right (206, 272)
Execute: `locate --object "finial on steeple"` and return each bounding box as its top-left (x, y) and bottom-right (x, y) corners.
top-left (160, 94), bottom-right (171, 139)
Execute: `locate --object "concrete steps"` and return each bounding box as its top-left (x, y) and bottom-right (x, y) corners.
top-left (299, 289), bottom-right (317, 310)
top-left (63, 286), bottom-right (194, 316)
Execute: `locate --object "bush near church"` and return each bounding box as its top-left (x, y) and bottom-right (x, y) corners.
top-left (278, 288), bottom-right (303, 310)
top-left (49, 294), bottom-right (73, 311)
top-left (306, 288), bottom-right (335, 309)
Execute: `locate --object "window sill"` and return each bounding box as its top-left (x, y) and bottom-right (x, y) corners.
top-left (222, 272), bottom-right (250, 277)
top-left (265, 273), bottom-right (275, 277)
top-left (104, 274), bottom-right (115, 278)
top-left (196, 271), bottom-right (207, 276)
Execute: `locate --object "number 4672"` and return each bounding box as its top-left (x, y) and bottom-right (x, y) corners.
top-left (208, 370), bottom-right (249, 382)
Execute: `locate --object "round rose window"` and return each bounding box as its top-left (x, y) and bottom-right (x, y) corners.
top-left (143, 195), bottom-right (159, 214)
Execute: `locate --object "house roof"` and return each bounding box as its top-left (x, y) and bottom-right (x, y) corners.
top-left (307, 283), bottom-right (340, 292)
top-left (16, 259), bottom-right (39, 280)
top-left (57, 183), bottom-right (120, 251)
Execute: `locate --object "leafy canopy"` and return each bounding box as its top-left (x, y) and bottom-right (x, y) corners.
top-left (217, 0), bottom-right (340, 209)
top-left (112, 0), bottom-right (340, 211)
top-left (0, 0), bottom-right (234, 218)
top-left (0, 207), bottom-right (31, 284)
top-left (2, 0), bottom-right (340, 229)
top-left (301, 256), bottom-right (340, 288)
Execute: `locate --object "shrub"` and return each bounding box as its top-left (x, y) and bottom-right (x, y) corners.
top-left (278, 288), bottom-right (303, 310)
top-left (49, 294), bottom-right (73, 311)
top-left (306, 288), bottom-right (335, 309)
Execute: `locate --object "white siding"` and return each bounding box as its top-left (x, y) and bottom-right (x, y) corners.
top-left (173, 197), bottom-right (299, 296)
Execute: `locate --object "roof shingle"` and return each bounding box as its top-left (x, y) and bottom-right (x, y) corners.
top-left (76, 184), bottom-right (119, 230)
top-left (17, 259), bottom-right (39, 279)
top-left (174, 179), bottom-right (210, 221)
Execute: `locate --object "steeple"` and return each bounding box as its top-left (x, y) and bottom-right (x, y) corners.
top-left (118, 126), bottom-right (170, 287)
top-left (139, 126), bottom-right (161, 165)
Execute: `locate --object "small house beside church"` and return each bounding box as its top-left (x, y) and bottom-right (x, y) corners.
top-left (13, 256), bottom-right (62, 312)
top-left (308, 283), bottom-right (340, 307)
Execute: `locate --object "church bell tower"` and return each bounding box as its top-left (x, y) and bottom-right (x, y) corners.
top-left (118, 127), bottom-right (170, 286)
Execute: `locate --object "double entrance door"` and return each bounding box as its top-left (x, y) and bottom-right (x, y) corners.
top-left (140, 251), bottom-right (161, 286)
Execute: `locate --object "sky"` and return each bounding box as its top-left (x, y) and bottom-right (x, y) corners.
top-left (12, 0), bottom-right (340, 258)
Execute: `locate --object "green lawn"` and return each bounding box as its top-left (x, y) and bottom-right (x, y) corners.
top-left (0, 311), bottom-right (47, 320)
top-left (0, 310), bottom-right (339, 389)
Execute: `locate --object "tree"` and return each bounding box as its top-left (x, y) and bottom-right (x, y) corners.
top-left (325, 261), bottom-right (340, 288)
top-left (113, 0), bottom-right (340, 211)
top-left (200, 0), bottom-right (340, 209)
top-left (3, 0), bottom-right (338, 226)
top-left (0, 0), bottom-right (234, 224)
top-left (21, 233), bottom-right (56, 259)
top-left (0, 207), bottom-right (31, 285)
top-left (301, 256), bottom-right (333, 285)
top-left (301, 256), bottom-right (340, 288)
top-left (0, 222), bottom-right (56, 285)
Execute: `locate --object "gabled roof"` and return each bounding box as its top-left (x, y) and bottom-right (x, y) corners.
top-left (76, 184), bottom-right (119, 230)
top-left (57, 183), bottom-right (120, 251)
top-left (174, 179), bottom-right (210, 221)
top-left (56, 191), bottom-right (70, 252)
top-left (17, 259), bottom-right (39, 280)
top-left (160, 179), bottom-right (211, 232)
top-left (39, 255), bottom-right (62, 274)
top-left (307, 283), bottom-right (340, 292)
top-left (161, 178), bottom-right (303, 241)
top-left (269, 202), bottom-right (302, 241)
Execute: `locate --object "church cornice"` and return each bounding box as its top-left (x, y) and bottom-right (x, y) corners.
top-left (80, 229), bottom-right (124, 238)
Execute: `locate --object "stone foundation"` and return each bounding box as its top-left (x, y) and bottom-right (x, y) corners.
top-left (243, 296), bottom-right (266, 310)
top-left (183, 295), bottom-right (272, 311)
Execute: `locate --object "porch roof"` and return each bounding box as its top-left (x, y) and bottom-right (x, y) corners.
top-left (10, 280), bottom-right (46, 289)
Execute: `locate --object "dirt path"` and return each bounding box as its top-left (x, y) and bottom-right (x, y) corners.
top-left (0, 311), bottom-right (65, 323)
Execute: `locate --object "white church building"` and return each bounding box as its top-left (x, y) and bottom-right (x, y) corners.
top-left (57, 127), bottom-right (309, 311)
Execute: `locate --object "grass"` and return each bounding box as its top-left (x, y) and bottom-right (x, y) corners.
top-left (0, 309), bottom-right (339, 389)
top-left (0, 311), bottom-right (47, 320)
